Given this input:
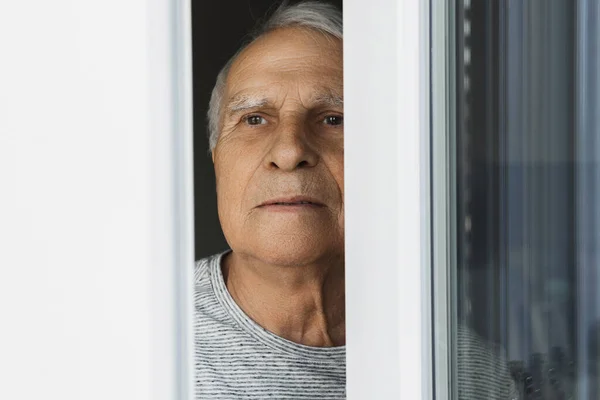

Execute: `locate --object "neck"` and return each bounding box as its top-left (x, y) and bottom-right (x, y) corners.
top-left (222, 250), bottom-right (345, 347)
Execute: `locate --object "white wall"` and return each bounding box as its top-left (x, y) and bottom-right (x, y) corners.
top-left (0, 1), bottom-right (194, 399)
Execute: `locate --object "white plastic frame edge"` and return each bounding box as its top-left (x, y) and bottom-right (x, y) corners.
top-left (171, 0), bottom-right (196, 398)
top-left (345, 0), bottom-right (433, 398)
top-left (148, 0), bottom-right (195, 398)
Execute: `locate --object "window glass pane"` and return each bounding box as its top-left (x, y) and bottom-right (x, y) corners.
top-left (448, 0), bottom-right (600, 398)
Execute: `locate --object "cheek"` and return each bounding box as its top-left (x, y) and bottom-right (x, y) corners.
top-left (216, 167), bottom-right (241, 215)
top-left (335, 162), bottom-right (344, 195)
top-left (214, 152), bottom-right (255, 226)
top-left (323, 150), bottom-right (344, 197)
top-left (327, 154), bottom-right (344, 227)
top-left (324, 139), bottom-right (344, 188)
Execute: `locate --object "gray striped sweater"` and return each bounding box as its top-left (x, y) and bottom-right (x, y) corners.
top-left (194, 250), bottom-right (518, 399)
top-left (194, 250), bottom-right (345, 399)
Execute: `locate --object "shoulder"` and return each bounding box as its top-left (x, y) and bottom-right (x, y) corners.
top-left (193, 251), bottom-right (227, 315)
top-left (193, 250), bottom-right (239, 333)
top-left (194, 249), bottom-right (231, 287)
top-left (194, 255), bottom-right (211, 285)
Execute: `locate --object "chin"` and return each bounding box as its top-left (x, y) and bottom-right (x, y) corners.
top-left (250, 233), bottom-right (336, 267)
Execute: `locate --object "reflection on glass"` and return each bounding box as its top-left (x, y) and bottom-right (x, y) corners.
top-left (450, 0), bottom-right (600, 398)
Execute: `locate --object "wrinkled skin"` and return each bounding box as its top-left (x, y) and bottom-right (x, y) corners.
top-left (213, 27), bottom-right (344, 268)
top-left (211, 26), bottom-right (345, 347)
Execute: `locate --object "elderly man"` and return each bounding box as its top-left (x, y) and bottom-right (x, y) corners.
top-left (195, 2), bottom-right (519, 399)
top-left (195, 2), bottom-right (345, 399)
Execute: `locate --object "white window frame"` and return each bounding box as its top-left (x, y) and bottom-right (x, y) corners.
top-left (345, 0), bottom-right (434, 398)
top-left (0, 0), bottom-right (195, 398)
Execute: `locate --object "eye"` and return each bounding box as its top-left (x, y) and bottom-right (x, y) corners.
top-left (243, 115), bottom-right (267, 126)
top-left (323, 115), bottom-right (343, 126)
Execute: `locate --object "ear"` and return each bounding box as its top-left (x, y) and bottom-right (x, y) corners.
top-left (211, 151), bottom-right (215, 163)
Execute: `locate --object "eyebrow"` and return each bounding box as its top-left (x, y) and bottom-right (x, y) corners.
top-left (313, 93), bottom-right (344, 108)
top-left (226, 95), bottom-right (270, 114)
top-left (224, 91), bottom-right (344, 118)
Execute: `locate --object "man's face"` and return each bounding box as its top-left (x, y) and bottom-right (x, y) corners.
top-left (212, 27), bottom-right (344, 267)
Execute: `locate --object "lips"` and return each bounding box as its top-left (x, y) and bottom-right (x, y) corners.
top-left (259, 196), bottom-right (324, 207)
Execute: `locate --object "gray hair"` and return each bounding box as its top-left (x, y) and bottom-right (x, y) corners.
top-left (206, 1), bottom-right (343, 152)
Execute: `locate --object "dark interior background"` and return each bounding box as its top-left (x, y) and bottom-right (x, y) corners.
top-left (192, 0), bottom-right (343, 259)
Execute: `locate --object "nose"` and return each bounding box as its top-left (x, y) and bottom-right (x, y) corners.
top-left (265, 120), bottom-right (319, 171)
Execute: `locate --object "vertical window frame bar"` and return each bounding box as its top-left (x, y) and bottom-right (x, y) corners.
top-left (345, 0), bottom-right (434, 397)
top-left (431, 0), bottom-right (457, 399)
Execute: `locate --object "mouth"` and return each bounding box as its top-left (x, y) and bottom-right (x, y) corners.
top-left (259, 196), bottom-right (324, 208)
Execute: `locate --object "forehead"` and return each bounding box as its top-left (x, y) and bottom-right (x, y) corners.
top-left (225, 27), bottom-right (343, 102)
